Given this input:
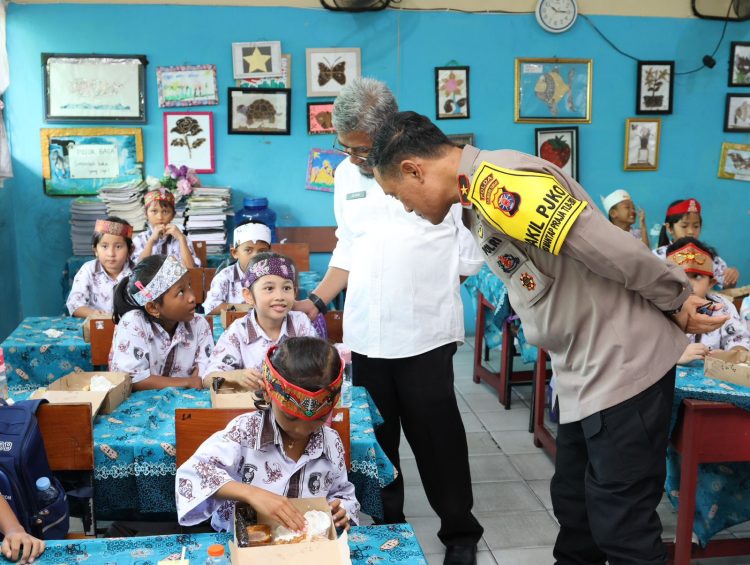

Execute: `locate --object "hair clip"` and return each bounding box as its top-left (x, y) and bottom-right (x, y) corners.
top-left (134, 280), bottom-right (153, 299)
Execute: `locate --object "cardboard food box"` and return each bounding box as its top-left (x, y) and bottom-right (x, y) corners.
top-left (221, 304), bottom-right (251, 329)
top-left (704, 350), bottom-right (750, 388)
top-left (210, 374), bottom-right (258, 409)
top-left (30, 371), bottom-right (131, 417)
top-left (230, 497), bottom-right (351, 565)
top-left (81, 313), bottom-right (113, 343)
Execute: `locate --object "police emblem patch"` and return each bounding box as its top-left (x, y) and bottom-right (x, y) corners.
top-left (496, 187), bottom-right (521, 217)
top-left (497, 254), bottom-right (520, 274)
top-left (520, 272), bottom-right (536, 291)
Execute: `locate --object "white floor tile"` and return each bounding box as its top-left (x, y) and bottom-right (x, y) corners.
top-left (477, 408), bottom-right (532, 432)
top-left (490, 430), bottom-right (539, 455)
top-left (492, 546), bottom-right (555, 564)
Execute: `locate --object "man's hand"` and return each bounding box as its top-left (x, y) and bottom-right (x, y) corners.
top-left (294, 299), bottom-right (320, 321)
top-left (671, 294), bottom-right (729, 334)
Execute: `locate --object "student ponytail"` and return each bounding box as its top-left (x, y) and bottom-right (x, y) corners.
top-left (112, 255), bottom-right (168, 323)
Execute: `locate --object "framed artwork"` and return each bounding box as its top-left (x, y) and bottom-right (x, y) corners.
top-left (238, 54), bottom-right (291, 89)
top-left (729, 42), bottom-right (750, 87)
top-left (535, 126), bottom-right (579, 180)
top-left (306, 148), bottom-right (348, 192)
top-left (157, 65), bottom-right (218, 108)
top-left (624, 118), bottom-right (661, 171)
top-left (228, 88), bottom-right (291, 135)
top-left (724, 94), bottom-right (750, 132)
top-left (306, 48), bottom-right (361, 97)
top-left (42, 53), bottom-right (146, 122)
top-left (436, 66), bottom-right (470, 119)
top-left (515, 58), bottom-right (592, 123)
top-left (40, 127), bottom-right (144, 196)
top-left (232, 41), bottom-right (282, 79)
top-left (307, 102), bottom-right (336, 135)
top-left (636, 61), bottom-right (674, 114)
top-left (447, 133), bottom-right (475, 147)
top-left (164, 112), bottom-right (215, 173)
top-left (718, 142), bottom-right (750, 181)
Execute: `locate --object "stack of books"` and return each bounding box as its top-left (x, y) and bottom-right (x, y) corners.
top-left (185, 187), bottom-right (233, 255)
top-left (70, 198), bottom-right (108, 255)
top-left (98, 179), bottom-right (148, 232)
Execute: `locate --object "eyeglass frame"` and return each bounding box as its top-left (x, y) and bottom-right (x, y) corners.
top-left (332, 137), bottom-right (372, 160)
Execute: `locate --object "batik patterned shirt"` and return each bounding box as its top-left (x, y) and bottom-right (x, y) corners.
top-left (654, 245), bottom-right (729, 289)
top-left (175, 409), bottom-right (360, 532)
top-left (109, 310), bottom-right (213, 383)
top-left (131, 225), bottom-right (201, 267)
top-left (687, 293), bottom-right (750, 351)
top-left (202, 262), bottom-right (245, 314)
top-left (66, 259), bottom-right (133, 315)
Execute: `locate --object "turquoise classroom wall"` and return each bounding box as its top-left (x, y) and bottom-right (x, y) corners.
top-left (2, 5), bottom-right (750, 340)
top-left (0, 185), bottom-right (20, 339)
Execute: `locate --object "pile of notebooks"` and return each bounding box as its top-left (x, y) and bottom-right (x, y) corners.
top-left (185, 187), bottom-right (233, 255)
top-left (70, 198), bottom-right (108, 255)
top-left (98, 179), bottom-right (148, 232)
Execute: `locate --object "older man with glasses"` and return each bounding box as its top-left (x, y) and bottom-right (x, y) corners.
top-left (296, 78), bottom-right (484, 565)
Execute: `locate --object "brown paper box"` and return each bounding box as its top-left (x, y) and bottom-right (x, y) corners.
top-left (30, 371), bottom-right (131, 416)
top-left (231, 497), bottom-right (351, 565)
top-left (704, 350), bottom-right (750, 388)
top-left (81, 313), bottom-right (113, 343)
top-left (210, 374), bottom-right (258, 409)
top-left (221, 304), bottom-right (251, 329)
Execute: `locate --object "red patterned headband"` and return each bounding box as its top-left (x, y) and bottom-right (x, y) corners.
top-left (667, 242), bottom-right (713, 277)
top-left (666, 198), bottom-right (701, 218)
top-left (262, 345), bottom-right (343, 421)
top-left (144, 189), bottom-right (175, 210)
top-left (94, 219), bottom-right (133, 239)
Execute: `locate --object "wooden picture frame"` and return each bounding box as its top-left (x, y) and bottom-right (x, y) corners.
top-left (164, 111), bottom-right (215, 173)
top-left (535, 126), bottom-right (579, 180)
top-left (436, 66), bottom-right (470, 120)
top-left (157, 65), bottom-right (218, 108)
top-left (306, 48), bottom-right (361, 98)
top-left (636, 61), bottom-right (674, 115)
top-left (724, 93), bottom-right (750, 132)
top-left (515, 58), bottom-right (592, 123)
top-left (227, 87), bottom-right (291, 135)
top-left (624, 118), bottom-right (661, 171)
top-left (718, 142), bottom-right (750, 181)
top-left (729, 41), bottom-right (750, 87)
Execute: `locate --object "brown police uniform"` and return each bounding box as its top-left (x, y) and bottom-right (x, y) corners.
top-left (457, 145), bottom-right (690, 565)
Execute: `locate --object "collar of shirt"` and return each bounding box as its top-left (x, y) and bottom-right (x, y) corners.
top-left (243, 310), bottom-right (292, 345)
top-left (93, 260), bottom-right (133, 283)
top-left (259, 409), bottom-right (332, 462)
top-left (148, 317), bottom-right (194, 347)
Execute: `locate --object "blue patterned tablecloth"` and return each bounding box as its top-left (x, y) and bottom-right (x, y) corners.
top-left (36, 524), bottom-right (426, 564)
top-left (666, 363), bottom-right (750, 547)
top-left (464, 264), bottom-right (509, 349)
top-left (93, 385), bottom-right (395, 521)
top-left (1, 317), bottom-right (91, 394)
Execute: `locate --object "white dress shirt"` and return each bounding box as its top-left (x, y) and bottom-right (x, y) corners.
top-left (329, 159), bottom-right (484, 359)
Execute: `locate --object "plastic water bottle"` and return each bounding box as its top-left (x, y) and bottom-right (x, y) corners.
top-left (35, 477), bottom-right (58, 507)
top-left (0, 348), bottom-right (8, 400)
top-left (335, 344), bottom-right (352, 408)
top-left (236, 197), bottom-right (278, 243)
top-left (204, 544), bottom-right (230, 565)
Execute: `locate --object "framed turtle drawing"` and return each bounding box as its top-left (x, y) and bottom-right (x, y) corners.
top-left (515, 58), bottom-right (592, 123)
top-left (228, 87), bottom-right (291, 135)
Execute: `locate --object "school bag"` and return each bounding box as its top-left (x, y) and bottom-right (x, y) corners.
top-left (0, 398), bottom-right (70, 539)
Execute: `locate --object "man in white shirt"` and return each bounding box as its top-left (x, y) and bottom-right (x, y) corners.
top-left (297, 79), bottom-right (484, 565)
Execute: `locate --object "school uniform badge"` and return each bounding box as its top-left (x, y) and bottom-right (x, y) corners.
top-left (520, 272), bottom-right (536, 291)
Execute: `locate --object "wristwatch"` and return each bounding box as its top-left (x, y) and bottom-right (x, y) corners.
top-left (663, 304), bottom-right (682, 317)
top-left (308, 292), bottom-right (328, 315)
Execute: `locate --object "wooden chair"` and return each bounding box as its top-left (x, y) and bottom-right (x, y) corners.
top-left (271, 243), bottom-right (310, 272)
top-left (204, 268), bottom-right (217, 294)
top-left (324, 311), bottom-right (343, 344)
top-left (89, 318), bottom-right (115, 367)
top-left (193, 240), bottom-right (208, 267)
top-left (276, 227), bottom-right (337, 253)
top-left (188, 268), bottom-right (206, 304)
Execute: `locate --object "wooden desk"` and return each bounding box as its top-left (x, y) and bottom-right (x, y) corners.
top-left (89, 318), bottom-right (115, 367)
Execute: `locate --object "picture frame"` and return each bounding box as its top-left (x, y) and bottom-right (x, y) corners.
top-left (447, 133), bottom-right (475, 147)
top-left (232, 41), bottom-right (282, 79)
top-left (624, 118), bottom-right (661, 171)
top-left (157, 65), bottom-right (218, 108)
top-left (238, 54), bottom-right (291, 89)
top-left (535, 126), bottom-right (579, 180)
top-left (306, 148), bottom-right (348, 192)
top-left (42, 53), bottom-right (146, 122)
top-left (228, 87), bottom-right (291, 135)
top-left (40, 127), bottom-right (144, 196)
top-left (306, 48), bottom-right (361, 98)
top-left (636, 61), bottom-right (674, 115)
top-left (436, 66), bottom-right (470, 120)
top-left (724, 93), bottom-right (750, 132)
top-left (307, 101), bottom-right (336, 135)
top-left (515, 58), bottom-right (592, 123)
top-left (718, 142), bottom-right (750, 181)
top-left (164, 112), bottom-right (215, 173)
top-left (729, 42), bottom-right (750, 87)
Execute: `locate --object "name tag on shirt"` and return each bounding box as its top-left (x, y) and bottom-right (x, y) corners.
top-left (346, 191), bottom-right (367, 200)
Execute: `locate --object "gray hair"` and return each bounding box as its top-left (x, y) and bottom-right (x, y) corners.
top-left (332, 78), bottom-right (398, 138)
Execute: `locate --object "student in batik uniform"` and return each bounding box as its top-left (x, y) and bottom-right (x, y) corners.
top-left (109, 255), bottom-right (213, 390)
top-left (176, 337), bottom-right (359, 533)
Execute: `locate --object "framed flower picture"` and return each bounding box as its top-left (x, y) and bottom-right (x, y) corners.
top-left (718, 142), bottom-right (750, 181)
top-left (729, 42), bottom-right (750, 87)
top-left (306, 48), bottom-right (361, 98)
top-left (307, 102), bottom-right (335, 135)
top-left (535, 126), bottom-right (579, 180)
top-left (447, 133), bottom-right (475, 147)
top-left (228, 87), bottom-right (291, 135)
top-left (157, 65), bottom-right (218, 108)
top-left (164, 112), bottom-right (215, 173)
top-left (515, 58), bottom-right (592, 123)
top-left (636, 61), bottom-right (674, 114)
top-left (232, 41), bottom-right (282, 79)
top-left (624, 118), bottom-right (661, 171)
top-left (436, 66), bottom-right (470, 120)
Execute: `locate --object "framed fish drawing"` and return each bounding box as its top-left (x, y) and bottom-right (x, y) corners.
top-left (306, 48), bottom-right (361, 98)
top-left (436, 66), bottom-right (470, 120)
top-left (307, 101), bottom-right (336, 135)
top-left (515, 58), bottom-right (592, 123)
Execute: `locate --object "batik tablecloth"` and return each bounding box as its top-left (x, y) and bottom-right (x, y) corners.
top-left (666, 363), bottom-right (750, 546)
top-left (464, 264), bottom-right (509, 349)
top-left (2, 317), bottom-right (91, 394)
top-left (36, 523), bottom-right (426, 564)
top-left (93, 385), bottom-right (395, 521)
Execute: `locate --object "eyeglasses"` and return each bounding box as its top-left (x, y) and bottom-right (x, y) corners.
top-left (332, 138), bottom-right (371, 159)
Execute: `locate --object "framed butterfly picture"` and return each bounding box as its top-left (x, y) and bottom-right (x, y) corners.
top-left (306, 48), bottom-right (361, 98)
top-left (307, 102), bottom-right (336, 135)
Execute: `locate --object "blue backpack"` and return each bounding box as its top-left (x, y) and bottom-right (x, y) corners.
top-left (0, 399), bottom-right (69, 540)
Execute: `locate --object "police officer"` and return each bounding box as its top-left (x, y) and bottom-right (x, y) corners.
top-left (368, 111), bottom-right (727, 565)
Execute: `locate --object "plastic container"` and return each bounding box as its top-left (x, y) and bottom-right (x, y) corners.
top-left (236, 197), bottom-right (278, 243)
top-left (35, 477), bottom-right (58, 507)
top-left (334, 344), bottom-right (352, 408)
top-left (205, 543), bottom-right (230, 565)
top-left (0, 348), bottom-right (8, 400)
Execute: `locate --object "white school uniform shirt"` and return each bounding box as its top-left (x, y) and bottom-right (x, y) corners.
top-left (131, 224), bottom-right (202, 267)
top-left (329, 159), bottom-right (484, 359)
top-left (109, 310), bottom-right (213, 383)
top-left (653, 245), bottom-right (729, 289)
top-left (202, 262), bottom-right (245, 314)
top-left (687, 293), bottom-right (750, 351)
top-left (205, 310), bottom-right (317, 378)
top-left (66, 259), bottom-right (133, 315)
top-left (176, 409), bottom-right (360, 532)
top-left (741, 296), bottom-right (750, 332)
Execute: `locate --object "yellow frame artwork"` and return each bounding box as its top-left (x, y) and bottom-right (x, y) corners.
top-left (623, 118), bottom-right (661, 171)
top-left (718, 142), bottom-right (750, 181)
top-left (514, 58), bottom-right (592, 124)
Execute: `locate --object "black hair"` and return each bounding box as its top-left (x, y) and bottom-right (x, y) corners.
top-left (270, 337), bottom-right (341, 392)
top-left (91, 216), bottom-right (134, 254)
top-left (243, 251), bottom-right (298, 290)
top-left (112, 255), bottom-right (168, 324)
top-left (368, 111), bottom-right (453, 178)
top-left (667, 237), bottom-right (717, 260)
top-left (657, 199), bottom-right (703, 248)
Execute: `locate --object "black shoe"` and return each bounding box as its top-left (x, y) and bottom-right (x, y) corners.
top-left (444, 544), bottom-right (477, 565)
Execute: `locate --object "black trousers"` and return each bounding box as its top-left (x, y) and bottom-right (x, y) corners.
top-left (551, 369), bottom-right (676, 565)
top-left (352, 342), bottom-right (484, 547)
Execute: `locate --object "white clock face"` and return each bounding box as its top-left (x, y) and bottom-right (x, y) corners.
top-left (536, 0), bottom-right (577, 33)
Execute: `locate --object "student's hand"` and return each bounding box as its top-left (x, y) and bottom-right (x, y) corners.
top-left (224, 369), bottom-right (263, 390)
top-left (294, 299), bottom-right (319, 321)
top-left (679, 343), bottom-right (709, 364)
top-left (149, 224), bottom-right (166, 242)
top-left (187, 367), bottom-right (203, 389)
top-left (724, 267), bottom-right (740, 288)
top-left (329, 498), bottom-right (350, 531)
top-left (245, 486), bottom-right (306, 532)
top-left (1, 529), bottom-right (45, 564)
top-left (671, 294), bottom-right (729, 334)
top-left (164, 224), bottom-right (186, 242)
top-left (638, 208), bottom-right (647, 226)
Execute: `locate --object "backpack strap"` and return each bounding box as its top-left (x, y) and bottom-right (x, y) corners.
top-left (0, 398), bottom-right (48, 414)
